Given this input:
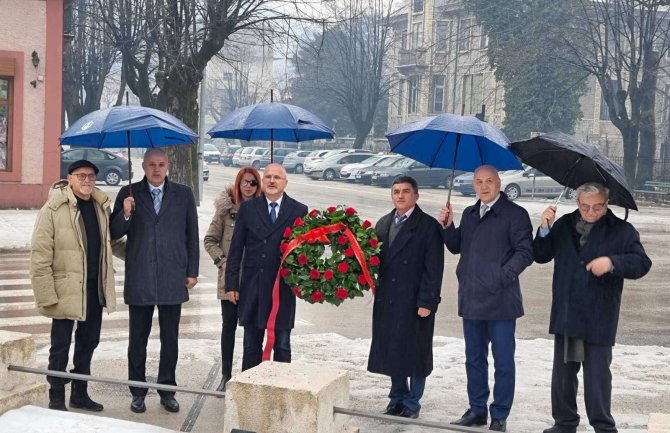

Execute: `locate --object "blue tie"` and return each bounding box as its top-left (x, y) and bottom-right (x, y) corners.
top-left (396, 214), bottom-right (407, 225)
top-left (152, 189), bottom-right (162, 214)
top-left (270, 202), bottom-right (278, 223)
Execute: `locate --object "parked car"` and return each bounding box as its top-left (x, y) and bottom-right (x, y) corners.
top-left (303, 149), bottom-right (373, 173)
top-left (232, 147), bottom-right (253, 166)
top-left (221, 144), bottom-right (241, 166)
top-left (203, 143), bottom-right (222, 164)
top-left (60, 148), bottom-right (130, 186)
top-left (370, 157), bottom-right (463, 188)
top-left (282, 150), bottom-right (312, 173)
top-left (302, 150), bottom-right (332, 172)
top-left (237, 146), bottom-right (270, 168)
top-left (453, 167), bottom-right (576, 200)
top-left (202, 161), bottom-right (209, 181)
top-left (340, 154), bottom-right (398, 181)
top-left (260, 147), bottom-right (296, 167)
top-left (354, 155), bottom-right (406, 184)
top-left (304, 152), bottom-right (373, 180)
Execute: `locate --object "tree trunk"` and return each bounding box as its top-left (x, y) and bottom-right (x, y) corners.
top-left (621, 126), bottom-right (640, 185)
top-left (637, 50), bottom-right (658, 185)
top-left (353, 122), bottom-right (373, 149)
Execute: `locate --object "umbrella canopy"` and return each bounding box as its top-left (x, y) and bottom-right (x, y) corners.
top-left (60, 105), bottom-right (198, 148)
top-left (386, 113), bottom-right (521, 172)
top-left (510, 132), bottom-right (637, 210)
top-left (207, 102), bottom-right (335, 143)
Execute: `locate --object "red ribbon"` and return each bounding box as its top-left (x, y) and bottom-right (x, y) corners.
top-left (262, 222), bottom-right (376, 361)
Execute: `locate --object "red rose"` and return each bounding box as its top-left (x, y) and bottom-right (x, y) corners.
top-left (280, 268), bottom-right (290, 278)
top-left (337, 235), bottom-right (348, 246)
top-left (327, 206), bottom-right (337, 213)
top-left (358, 274), bottom-right (368, 285)
top-left (369, 256), bottom-right (380, 266)
top-left (345, 207), bottom-right (356, 216)
top-left (369, 238), bottom-right (379, 248)
top-left (336, 288), bottom-right (348, 300)
top-left (311, 291), bottom-right (324, 302)
top-left (324, 269), bottom-right (334, 280)
top-left (337, 262), bottom-right (349, 273)
top-left (309, 209), bottom-right (319, 217)
top-left (362, 220), bottom-right (372, 228)
top-left (298, 254), bottom-right (308, 266)
top-left (292, 286), bottom-right (302, 298)
top-left (283, 227), bottom-right (292, 238)
top-left (344, 248), bottom-right (354, 257)
top-left (309, 268), bottom-right (320, 279)
top-left (293, 217), bottom-right (304, 227)
top-left (280, 243), bottom-right (288, 253)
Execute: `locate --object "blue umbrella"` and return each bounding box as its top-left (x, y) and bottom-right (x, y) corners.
top-left (386, 113), bottom-right (521, 202)
top-left (60, 105), bottom-right (197, 194)
top-left (207, 102), bottom-right (334, 161)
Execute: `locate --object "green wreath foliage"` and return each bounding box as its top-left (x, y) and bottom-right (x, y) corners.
top-left (280, 205), bottom-right (381, 306)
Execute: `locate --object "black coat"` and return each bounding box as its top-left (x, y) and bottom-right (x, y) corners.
top-left (443, 193), bottom-right (534, 320)
top-left (110, 178), bottom-right (199, 306)
top-left (225, 194), bottom-right (308, 330)
top-left (533, 209), bottom-right (651, 346)
top-left (367, 206), bottom-right (444, 378)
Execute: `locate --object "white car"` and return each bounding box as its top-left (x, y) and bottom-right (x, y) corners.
top-left (454, 168), bottom-right (576, 200)
top-left (203, 143), bottom-right (222, 164)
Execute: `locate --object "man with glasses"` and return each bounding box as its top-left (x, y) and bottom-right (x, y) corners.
top-left (31, 160), bottom-right (123, 412)
top-left (225, 163), bottom-right (307, 371)
top-left (534, 182), bottom-right (652, 433)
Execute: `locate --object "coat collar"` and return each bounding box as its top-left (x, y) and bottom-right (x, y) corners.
top-left (47, 180), bottom-right (111, 211)
top-left (382, 205), bottom-right (424, 262)
top-left (253, 193), bottom-right (294, 233)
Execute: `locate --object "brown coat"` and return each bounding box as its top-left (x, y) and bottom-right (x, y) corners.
top-left (204, 188), bottom-right (236, 300)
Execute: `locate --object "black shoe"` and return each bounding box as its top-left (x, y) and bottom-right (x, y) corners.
top-left (216, 375), bottom-right (230, 394)
top-left (399, 406), bottom-right (420, 419)
top-left (451, 409), bottom-right (488, 426)
top-left (48, 387), bottom-right (67, 411)
top-left (160, 396), bottom-right (180, 413)
top-left (383, 403), bottom-right (403, 416)
top-left (69, 395), bottom-right (104, 412)
top-left (490, 419), bottom-right (507, 431)
top-left (130, 396), bottom-right (146, 413)
top-left (543, 425), bottom-right (577, 433)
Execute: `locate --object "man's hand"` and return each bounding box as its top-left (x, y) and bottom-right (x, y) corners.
top-left (227, 291), bottom-right (239, 304)
top-left (438, 203), bottom-right (453, 228)
top-left (586, 257), bottom-right (613, 276)
top-left (541, 205), bottom-right (557, 229)
top-left (417, 307), bottom-right (431, 317)
top-left (123, 196), bottom-right (135, 217)
top-left (185, 277), bottom-right (198, 290)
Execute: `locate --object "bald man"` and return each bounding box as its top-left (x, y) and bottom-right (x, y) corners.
top-left (439, 165), bottom-right (534, 432)
top-left (225, 163), bottom-right (308, 371)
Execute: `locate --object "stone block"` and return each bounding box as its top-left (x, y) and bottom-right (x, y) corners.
top-left (0, 330), bottom-right (46, 415)
top-left (224, 361), bottom-right (351, 433)
top-left (649, 413), bottom-right (670, 433)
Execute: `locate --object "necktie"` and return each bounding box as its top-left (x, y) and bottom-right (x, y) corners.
top-left (270, 202), bottom-right (278, 223)
top-left (480, 203), bottom-right (489, 219)
top-left (152, 189), bottom-right (162, 214)
top-left (396, 214), bottom-right (407, 225)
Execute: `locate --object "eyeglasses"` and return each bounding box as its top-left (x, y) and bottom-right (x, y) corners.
top-left (578, 201), bottom-right (606, 212)
top-left (72, 173), bottom-right (97, 181)
top-left (241, 179), bottom-right (258, 187)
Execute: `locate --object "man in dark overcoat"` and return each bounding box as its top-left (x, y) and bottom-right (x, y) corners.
top-left (367, 176), bottom-right (444, 419)
top-left (225, 163), bottom-right (308, 371)
top-left (533, 182), bottom-right (651, 433)
top-left (439, 165), bottom-right (534, 432)
top-left (110, 148), bottom-right (199, 414)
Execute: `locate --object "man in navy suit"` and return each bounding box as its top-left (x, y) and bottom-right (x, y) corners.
top-left (111, 148), bottom-right (199, 414)
top-left (439, 165), bottom-right (534, 432)
top-left (225, 163), bottom-right (308, 371)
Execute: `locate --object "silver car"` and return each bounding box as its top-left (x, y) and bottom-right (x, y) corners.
top-left (280, 150), bottom-right (312, 173)
top-left (454, 167), bottom-right (576, 200)
top-left (304, 152), bottom-right (374, 180)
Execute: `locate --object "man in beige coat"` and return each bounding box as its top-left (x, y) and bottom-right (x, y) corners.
top-left (31, 160), bottom-right (122, 412)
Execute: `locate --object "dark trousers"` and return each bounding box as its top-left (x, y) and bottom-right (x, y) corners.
top-left (48, 280), bottom-right (103, 388)
top-left (389, 376), bottom-right (426, 412)
top-left (462, 318), bottom-right (516, 420)
top-left (241, 327), bottom-right (291, 371)
top-left (220, 300), bottom-right (238, 380)
top-left (128, 304), bottom-right (181, 398)
top-left (551, 334), bottom-right (616, 433)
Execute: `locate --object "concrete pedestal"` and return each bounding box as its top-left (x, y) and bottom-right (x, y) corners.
top-left (0, 330), bottom-right (47, 415)
top-left (649, 413), bottom-right (670, 433)
top-left (223, 361), bottom-right (355, 433)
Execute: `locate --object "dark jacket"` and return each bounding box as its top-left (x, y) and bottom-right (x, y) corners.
top-left (443, 193), bottom-right (533, 320)
top-left (225, 194), bottom-right (308, 330)
top-left (110, 177), bottom-right (199, 306)
top-left (533, 209), bottom-right (651, 346)
top-left (367, 206), bottom-right (444, 378)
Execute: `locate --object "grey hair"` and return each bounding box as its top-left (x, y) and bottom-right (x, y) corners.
top-left (143, 148), bottom-right (168, 161)
top-left (575, 182), bottom-right (609, 201)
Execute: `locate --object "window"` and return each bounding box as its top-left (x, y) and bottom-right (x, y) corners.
top-left (413, 0), bottom-right (424, 13)
top-left (462, 73), bottom-right (484, 115)
top-left (432, 75), bottom-right (446, 113)
top-left (401, 30), bottom-right (408, 50)
top-left (0, 77), bottom-right (11, 171)
top-left (398, 79), bottom-right (405, 115)
top-left (412, 22), bottom-right (424, 49)
top-left (664, 83), bottom-right (670, 123)
top-left (458, 18), bottom-right (472, 52)
top-left (435, 21), bottom-right (450, 52)
top-left (479, 28), bottom-right (489, 50)
top-left (408, 77), bottom-right (420, 114)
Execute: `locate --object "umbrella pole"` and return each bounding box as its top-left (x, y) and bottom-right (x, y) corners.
top-left (554, 186), bottom-right (568, 207)
top-left (271, 129), bottom-right (274, 163)
top-left (446, 134), bottom-right (462, 206)
top-left (127, 130), bottom-right (133, 197)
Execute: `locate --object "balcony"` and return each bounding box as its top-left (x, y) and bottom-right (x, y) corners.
top-left (397, 48), bottom-right (429, 75)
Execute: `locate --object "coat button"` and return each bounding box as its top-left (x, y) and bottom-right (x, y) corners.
top-left (261, 254), bottom-right (266, 258)
top-left (260, 269), bottom-right (264, 273)
top-left (403, 260), bottom-right (408, 265)
top-left (580, 260), bottom-right (585, 265)
top-left (263, 240), bottom-right (267, 244)
top-left (391, 278), bottom-right (396, 282)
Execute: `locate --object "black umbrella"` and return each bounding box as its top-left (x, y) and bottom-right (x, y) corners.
top-left (510, 132), bottom-right (637, 211)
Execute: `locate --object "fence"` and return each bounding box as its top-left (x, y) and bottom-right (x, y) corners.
top-left (610, 157), bottom-right (670, 181)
